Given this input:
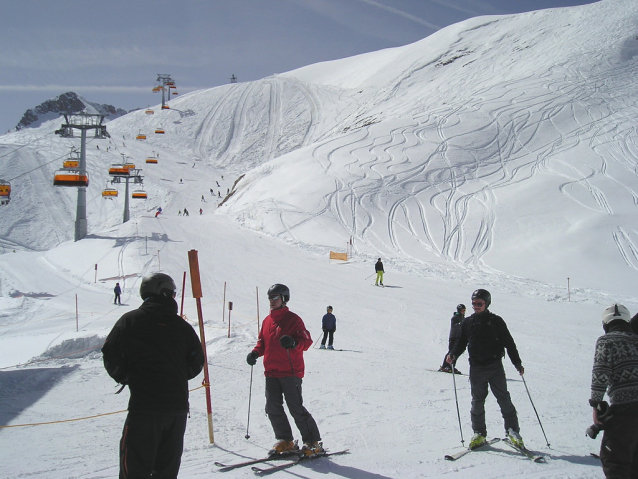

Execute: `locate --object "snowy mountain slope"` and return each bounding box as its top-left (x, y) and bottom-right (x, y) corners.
top-left (1, 2), bottom-right (638, 476)
top-left (2, 1), bottom-right (637, 297)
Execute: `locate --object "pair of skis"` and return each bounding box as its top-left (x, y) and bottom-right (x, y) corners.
top-left (215, 449), bottom-right (349, 475)
top-left (445, 437), bottom-right (544, 462)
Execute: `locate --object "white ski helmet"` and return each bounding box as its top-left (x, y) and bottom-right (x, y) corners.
top-left (602, 303), bottom-right (631, 326)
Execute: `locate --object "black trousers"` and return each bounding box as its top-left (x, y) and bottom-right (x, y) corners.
top-left (600, 410), bottom-right (638, 478)
top-left (265, 376), bottom-right (321, 444)
top-left (119, 411), bottom-right (187, 479)
top-left (469, 361), bottom-right (518, 436)
top-left (321, 329), bottom-right (335, 346)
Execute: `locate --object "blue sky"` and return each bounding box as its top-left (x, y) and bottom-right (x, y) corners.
top-left (0, 0), bottom-right (597, 133)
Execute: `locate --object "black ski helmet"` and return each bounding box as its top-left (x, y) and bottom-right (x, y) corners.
top-left (471, 289), bottom-right (491, 308)
top-left (140, 272), bottom-right (177, 300)
top-left (457, 304), bottom-right (466, 312)
top-left (267, 283), bottom-right (290, 303)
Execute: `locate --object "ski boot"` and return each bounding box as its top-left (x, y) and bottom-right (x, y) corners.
top-left (469, 433), bottom-right (487, 450)
top-left (328, 345), bottom-right (334, 350)
top-left (507, 428), bottom-right (525, 449)
top-left (319, 345), bottom-right (326, 349)
top-left (438, 366), bottom-right (451, 373)
top-left (300, 441), bottom-right (324, 457)
top-left (268, 439), bottom-right (299, 456)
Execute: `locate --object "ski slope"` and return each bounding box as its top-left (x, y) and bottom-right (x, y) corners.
top-left (1, 0), bottom-right (637, 477)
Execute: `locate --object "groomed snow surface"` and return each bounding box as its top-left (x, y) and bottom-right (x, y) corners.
top-left (1, 0), bottom-right (637, 477)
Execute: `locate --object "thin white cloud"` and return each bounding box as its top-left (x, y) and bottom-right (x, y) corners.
top-left (0, 85), bottom-right (150, 93)
top-left (0, 84), bottom-right (204, 94)
top-left (354, 0), bottom-right (443, 30)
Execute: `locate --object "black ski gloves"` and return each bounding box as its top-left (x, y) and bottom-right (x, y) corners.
top-left (246, 351), bottom-right (259, 366)
top-left (280, 335), bottom-right (296, 349)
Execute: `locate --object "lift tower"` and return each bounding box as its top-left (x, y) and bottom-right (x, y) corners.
top-left (156, 74), bottom-right (175, 110)
top-left (55, 113), bottom-right (110, 241)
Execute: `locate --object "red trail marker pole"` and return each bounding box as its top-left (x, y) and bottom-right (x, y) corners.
top-left (188, 249), bottom-right (214, 444)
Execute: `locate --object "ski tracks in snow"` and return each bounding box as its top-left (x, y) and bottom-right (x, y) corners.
top-left (269, 58), bottom-right (638, 269)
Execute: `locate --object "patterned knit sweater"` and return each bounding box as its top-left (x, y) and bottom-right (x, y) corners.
top-left (591, 328), bottom-right (638, 405)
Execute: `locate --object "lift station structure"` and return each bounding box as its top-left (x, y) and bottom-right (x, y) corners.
top-left (154, 74), bottom-right (176, 110)
top-left (55, 113), bottom-right (110, 241)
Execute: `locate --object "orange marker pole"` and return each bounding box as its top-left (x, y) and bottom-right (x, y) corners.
top-left (188, 250), bottom-right (214, 444)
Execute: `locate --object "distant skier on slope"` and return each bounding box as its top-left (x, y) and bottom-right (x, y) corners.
top-left (589, 303), bottom-right (638, 477)
top-left (438, 304), bottom-right (465, 373)
top-left (374, 258), bottom-right (384, 286)
top-left (113, 283), bottom-right (122, 305)
top-left (320, 306), bottom-right (336, 350)
top-left (246, 283), bottom-right (324, 457)
top-left (447, 289), bottom-right (525, 450)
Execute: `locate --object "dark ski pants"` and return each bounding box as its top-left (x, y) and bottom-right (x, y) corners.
top-left (600, 412), bottom-right (638, 478)
top-left (114, 293), bottom-right (121, 305)
top-left (119, 411), bottom-right (187, 479)
top-left (469, 361), bottom-right (519, 436)
top-left (441, 337), bottom-right (459, 369)
top-left (321, 329), bottom-right (335, 347)
top-left (265, 376), bottom-right (321, 444)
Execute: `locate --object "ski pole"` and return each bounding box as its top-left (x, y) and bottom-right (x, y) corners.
top-left (521, 373), bottom-right (550, 448)
top-left (245, 366), bottom-right (254, 439)
top-left (451, 362), bottom-right (465, 446)
top-left (364, 273), bottom-right (375, 281)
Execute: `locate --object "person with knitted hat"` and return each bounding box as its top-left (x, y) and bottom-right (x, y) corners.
top-left (590, 303), bottom-right (638, 477)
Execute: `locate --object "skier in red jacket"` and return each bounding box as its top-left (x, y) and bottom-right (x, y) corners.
top-left (247, 283), bottom-right (323, 457)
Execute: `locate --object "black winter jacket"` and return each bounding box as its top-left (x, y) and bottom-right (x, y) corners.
top-left (448, 312), bottom-right (464, 340)
top-left (450, 310), bottom-right (522, 369)
top-left (102, 296), bottom-right (205, 413)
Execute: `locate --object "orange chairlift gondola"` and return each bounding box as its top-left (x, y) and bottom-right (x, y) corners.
top-left (123, 162), bottom-right (136, 170)
top-left (161, 104), bottom-right (170, 110)
top-left (146, 156), bottom-right (158, 164)
top-left (102, 182), bottom-right (118, 198)
top-left (172, 91), bottom-right (178, 96)
top-left (155, 127), bottom-right (165, 134)
top-left (145, 108), bottom-right (154, 115)
top-left (152, 86), bottom-right (162, 92)
top-left (131, 190), bottom-right (148, 199)
top-left (63, 158), bottom-right (79, 169)
top-left (108, 164), bottom-right (131, 176)
top-left (0, 179), bottom-right (11, 205)
top-left (136, 131), bottom-right (147, 140)
top-left (53, 169), bottom-right (89, 187)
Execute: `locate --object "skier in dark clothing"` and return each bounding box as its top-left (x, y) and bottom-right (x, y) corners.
top-left (447, 289), bottom-right (524, 450)
top-left (102, 273), bottom-right (205, 479)
top-left (590, 303), bottom-right (638, 478)
top-left (374, 258), bottom-right (384, 286)
top-left (246, 283), bottom-right (323, 457)
top-left (113, 283), bottom-right (122, 305)
top-left (320, 306), bottom-right (337, 350)
top-left (439, 304), bottom-right (466, 373)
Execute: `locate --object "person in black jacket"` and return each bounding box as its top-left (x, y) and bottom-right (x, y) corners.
top-left (439, 303), bottom-right (466, 373)
top-left (113, 282), bottom-right (122, 305)
top-left (374, 258), bottom-right (384, 286)
top-left (447, 289), bottom-right (524, 450)
top-left (320, 306), bottom-right (337, 350)
top-left (102, 272), bottom-right (205, 479)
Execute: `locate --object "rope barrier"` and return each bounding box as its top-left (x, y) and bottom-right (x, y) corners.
top-left (0, 384), bottom-right (208, 429)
